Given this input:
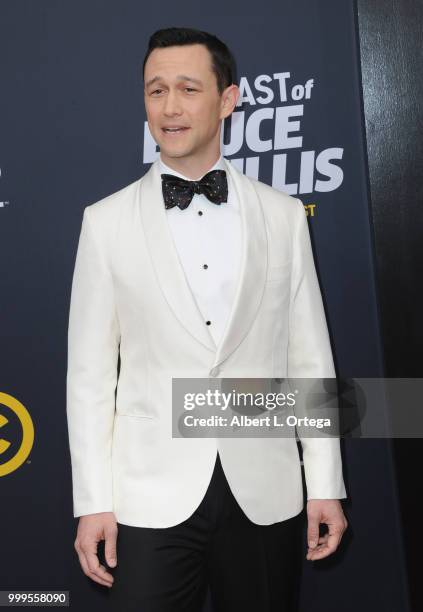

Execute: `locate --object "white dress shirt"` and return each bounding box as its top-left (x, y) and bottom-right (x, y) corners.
top-left (159, 153), bottom-right (242, 346)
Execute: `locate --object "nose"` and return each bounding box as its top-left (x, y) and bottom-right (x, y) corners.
top-left (163, 89), bottom-right (182, 116)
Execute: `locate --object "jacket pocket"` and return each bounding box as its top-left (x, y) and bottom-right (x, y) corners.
top-left (266, 262), bottom-right (291, 283)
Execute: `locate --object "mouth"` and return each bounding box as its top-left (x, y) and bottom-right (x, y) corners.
top-left (161, 127), bottom-right (190, 136)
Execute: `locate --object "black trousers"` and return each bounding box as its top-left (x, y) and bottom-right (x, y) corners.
top-left (107, 452), bottom-right (304, 612)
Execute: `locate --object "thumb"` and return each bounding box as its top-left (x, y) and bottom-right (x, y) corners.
top-left (104, 526), bottom-right (118, 567)
top-left (307, 513), bottom-right (320, 549)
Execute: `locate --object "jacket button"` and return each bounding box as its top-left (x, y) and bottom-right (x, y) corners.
top-left (210, 367), bottom-right (220, 377)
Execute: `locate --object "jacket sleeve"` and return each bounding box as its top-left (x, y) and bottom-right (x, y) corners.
top-left (66, 206), bottom-right (120, 517)
top-left (287, 198), bottom-right (347, 500)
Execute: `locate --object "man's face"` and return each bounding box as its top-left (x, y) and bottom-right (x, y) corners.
top-left (144, 44), bottom-right (236, 162)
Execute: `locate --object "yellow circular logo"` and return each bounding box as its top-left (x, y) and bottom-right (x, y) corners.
top-left (0, 392), bottom-right (34, 476)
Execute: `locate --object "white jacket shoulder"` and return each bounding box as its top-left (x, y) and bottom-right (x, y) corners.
top-left (245, 172), bottom-right (305, 226)
top-left (84, 177), bottom-right (141, 223)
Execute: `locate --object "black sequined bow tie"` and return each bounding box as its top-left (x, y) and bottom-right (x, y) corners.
top-left (161, 169), bottom-right (228, 210)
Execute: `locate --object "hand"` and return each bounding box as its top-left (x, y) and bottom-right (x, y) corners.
top-left (306, 499), bottom-right (348, 561)
top-left (74, 512), bottom-right (118, 587)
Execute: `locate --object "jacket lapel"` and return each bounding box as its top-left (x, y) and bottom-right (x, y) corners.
top-left (139, 157), bottom-right (268, 367)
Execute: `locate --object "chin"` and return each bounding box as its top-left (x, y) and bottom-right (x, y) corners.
top-left (160, 145), bottom-right (195, 159)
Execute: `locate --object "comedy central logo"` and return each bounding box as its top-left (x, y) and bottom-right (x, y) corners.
top-left (0, 392), bottom-right (34, 476)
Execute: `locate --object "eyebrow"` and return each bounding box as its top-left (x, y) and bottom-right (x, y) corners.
top-left (145, 75), bottom-right (204, 88)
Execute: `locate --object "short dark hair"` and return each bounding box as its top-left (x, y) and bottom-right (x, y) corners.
top-left (142, 27), bottom-right (237, 95)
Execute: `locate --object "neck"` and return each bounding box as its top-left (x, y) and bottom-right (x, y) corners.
top-left (159, 150), bottom-right (222, 180)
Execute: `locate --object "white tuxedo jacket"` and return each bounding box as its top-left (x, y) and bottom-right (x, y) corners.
top-left (66, 156), bottom-right (347, 528)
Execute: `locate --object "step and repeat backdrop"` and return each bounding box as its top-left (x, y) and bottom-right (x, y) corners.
top-left (0, 1), bottom-right (410, 611)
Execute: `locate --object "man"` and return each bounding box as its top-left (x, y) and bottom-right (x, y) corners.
top-left (66, 27), bottom-right (348, 612)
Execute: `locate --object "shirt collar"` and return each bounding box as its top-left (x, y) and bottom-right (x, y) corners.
top-left (159, 153), bottom-right (225, 181)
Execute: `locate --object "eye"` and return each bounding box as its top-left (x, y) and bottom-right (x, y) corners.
top-left (185, 87), bottom-right (197, 93)
top-left (151, 89), bottom-right (163, 95)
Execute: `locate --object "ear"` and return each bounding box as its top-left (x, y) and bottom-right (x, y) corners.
top-left (220, 84), bottom-right (240, 120)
